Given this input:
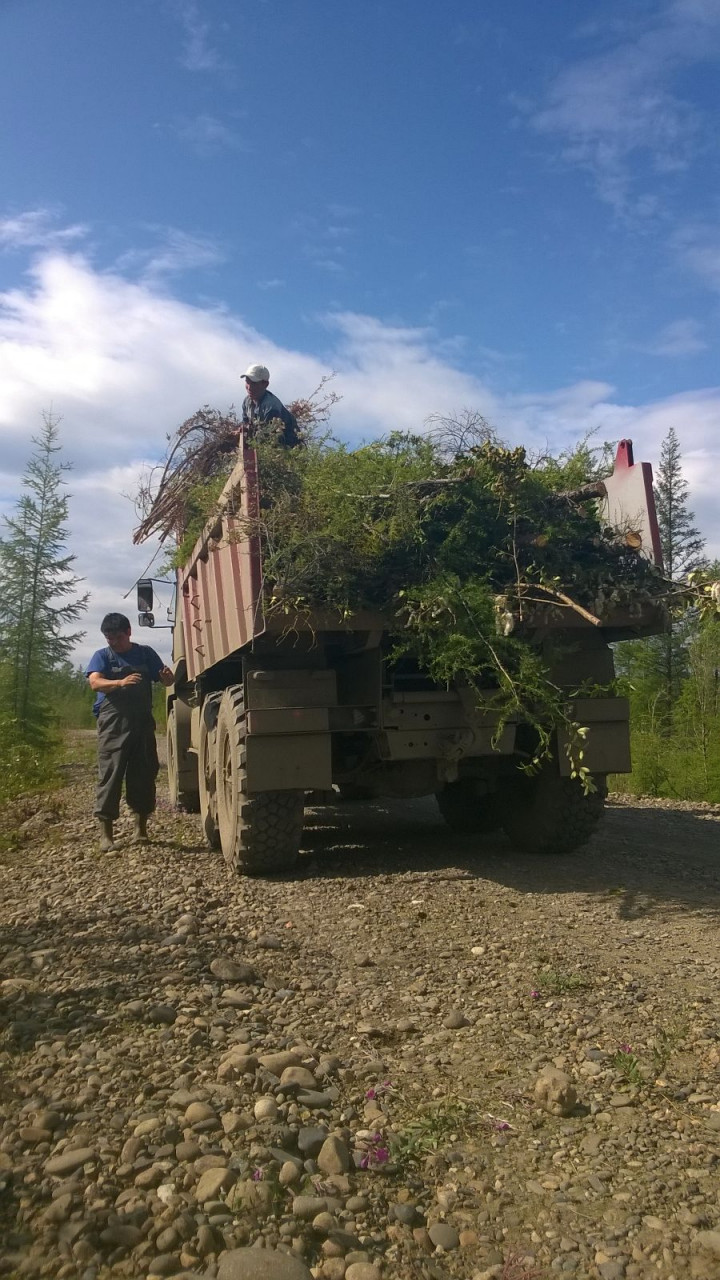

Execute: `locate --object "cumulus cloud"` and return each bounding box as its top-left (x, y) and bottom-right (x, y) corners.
top-left (1, 248), bottom-right (718, 661)
top-left (528, 1), bottom-right (720, 215)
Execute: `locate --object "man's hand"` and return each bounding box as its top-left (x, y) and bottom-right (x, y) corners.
top-left (121, 673), bottom-right (142, 687)
top-left (159, 666), bottom-right (175, 687)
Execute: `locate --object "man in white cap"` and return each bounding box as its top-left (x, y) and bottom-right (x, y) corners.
top-left (241, 363), bottom-right (300, 447)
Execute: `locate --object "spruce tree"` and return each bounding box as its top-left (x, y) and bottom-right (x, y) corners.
top-left (655, 426), bottom-right (706, 581)
top-left (616, 426), bottom-right (707, 761)
top-left (653, 427), bottom-right (706, 715)
top-left (0, 413), bottom-right (88, 742)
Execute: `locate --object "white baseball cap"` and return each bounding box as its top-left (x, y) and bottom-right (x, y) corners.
top-left (242, 363), bottom-right (270, 382)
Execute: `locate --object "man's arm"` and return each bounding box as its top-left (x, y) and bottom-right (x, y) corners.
top-left (145, 647), bottom-right (175, 688)
top-left (88, 671), bottom-right (141, 691)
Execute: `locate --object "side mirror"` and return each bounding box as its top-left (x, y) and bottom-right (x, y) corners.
top-left (137, 579), bottom-right (154, 628)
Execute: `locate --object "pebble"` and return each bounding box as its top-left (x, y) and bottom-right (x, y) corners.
top-left (44, 1147), bottom-right (96, 1175)
top-left (184, 1101), bottom-right (217, 1124)
top-left (194, 1167), bottom-right (234, 1201)
top-left (210, 957), bottom-right (257, 983)
top-left (297, 1125), bottom-right (328, 1156)
top-left (280, 1065), bottom-right (318, 1090)
top-left (443, 1009), bottom-right (469, 1029)
top-left (217, 1248), bottom-right (313, 1279)
top-left (428, 1221), bottom-right (460, 1250)
top-left (254, 1097), bottom-right (279, 1122)
top-left (293, 1195), bottom-right (329, 1219)
top-left (317, 1135), bottom-right (350, 1174)
top-left (534, 1067), bottom-right (578, 1116)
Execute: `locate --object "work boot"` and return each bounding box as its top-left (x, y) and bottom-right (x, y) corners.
top-left (132, 813), bottom-right (149, 845)
top-left (97, 818), bottom-right (114, 852)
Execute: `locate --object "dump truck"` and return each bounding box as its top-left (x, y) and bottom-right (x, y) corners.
top-left (145, 437), bottom-right (665, 874)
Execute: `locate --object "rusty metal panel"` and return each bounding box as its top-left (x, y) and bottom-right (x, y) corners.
top-left (245, 669), bottom-right (337, 709)
top-left (246, 708), bottom-right (331, 735)
top-left (246, 734), bottom-right (332, 791)
top-left (177, 439), bottom-right (265, 679)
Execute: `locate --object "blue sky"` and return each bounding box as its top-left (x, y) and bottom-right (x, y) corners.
top-left (1, 0), bottom-right (718, 656)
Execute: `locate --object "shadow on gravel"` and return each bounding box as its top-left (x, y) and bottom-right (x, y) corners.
top-left (300, 796), bottom-right (720, 919)
top-left (0, 899), bottom-right (216, 1057)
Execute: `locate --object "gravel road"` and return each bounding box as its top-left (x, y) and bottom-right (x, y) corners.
top-left (1, 736), bottom-right (719, 1280)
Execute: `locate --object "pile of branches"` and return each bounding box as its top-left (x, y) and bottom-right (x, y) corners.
top-left (134, 377), bottom-right (340, 546)
top-left (252, 433), bottom-right (670, 630)
top-left (134, 407), bottom-right (239, 545)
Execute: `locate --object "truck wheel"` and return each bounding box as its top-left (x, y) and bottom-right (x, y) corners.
top-left (166, 705), bottom-right (200, 812)
top-left (215, 685), bottom-right (304, 875)
top-left (502, 768), bottom-right (607, 855)
top-left (198, 694), bottom-right (222, 849)
top-left (436, 779), bottom-right (503, 833)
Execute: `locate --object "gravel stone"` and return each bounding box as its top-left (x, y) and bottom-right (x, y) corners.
top-left (44, 1147), bottom-right (96, 1175)
top-left (210, 958), bottom-right (257, 983)
top-left (534, 1067), bottom-right (578, 1116)
top-left (217, 1248), bottom-right (313, 1279)
top-left (317, 1135), bottom-right (350, 1175)
top-left (428, 1222), bottom-right (460, 1250)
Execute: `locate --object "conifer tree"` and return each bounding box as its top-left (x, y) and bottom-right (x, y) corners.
top-left (616, 427), bottom-right (706, 744)
top-left (0, 413), bottom-right (88, 741)
top-left (655, 426), bottom-right (705, 581)
top-left (654, 427), bottom-right (706, 713)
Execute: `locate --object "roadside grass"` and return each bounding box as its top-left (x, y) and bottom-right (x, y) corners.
top-left (0, 729), bottom-right (95, 861)
top-left (534, 966), bottom-right (589, 996)
top-left (612, 1048), bottom-right (645, 1087)
top-left (388, 1097), bottom-right (480, 1175)
top-left (650, 1021), bottom-right (687, 1079)
top-left (612, 1021), bottom-right (688, 1090)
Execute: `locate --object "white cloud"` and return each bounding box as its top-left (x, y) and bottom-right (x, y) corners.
top-left (674, 224), bottom-right (720, 292)
top-left (174, 113), bottom-right (244, 153)
top-left (115, 228), bottom-right (226, 280)
top-left (639, 317), bottom-right (707, 356)
top-left (1, 247), bottom-right (719, 662)
top-left (0, 209), bottom-right (88, 251)
top-left (167, 0), bottom-right (225, 71)
top-left (528, 1), bottom-right (720, 214)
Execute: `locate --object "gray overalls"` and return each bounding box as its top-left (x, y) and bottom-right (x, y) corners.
top-left (94, 648), bottom-right (159, 820)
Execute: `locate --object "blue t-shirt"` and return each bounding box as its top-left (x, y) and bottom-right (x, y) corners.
top-left (86, 643), bottom-right (164, 716)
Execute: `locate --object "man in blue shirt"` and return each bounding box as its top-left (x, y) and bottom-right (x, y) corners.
top-left (86, 613), bottom-right (174, 852)
top-left (241, 362), bottom-right (300, 447)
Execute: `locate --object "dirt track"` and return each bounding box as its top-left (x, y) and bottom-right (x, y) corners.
top-left (1, 740), bottom-right (719, 1280)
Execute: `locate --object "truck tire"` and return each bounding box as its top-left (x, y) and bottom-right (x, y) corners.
top-left (215, 684), bottom-right (304, 875)
top-left (167, 705), bottom-right (200, 812)
top-left (436, 779), bottom-right (503, 833)
top-left (198, 694), bottom-right (222, 850)
top-left (502, 768), bottom-right (607, 855)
